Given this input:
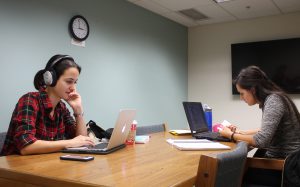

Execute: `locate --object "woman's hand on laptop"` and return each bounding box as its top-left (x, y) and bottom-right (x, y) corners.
top-left (66, 135), bottom-right (95, 148)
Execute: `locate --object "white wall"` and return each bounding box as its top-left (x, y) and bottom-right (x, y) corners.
top-left (188, 12), bottom-right (300, 130)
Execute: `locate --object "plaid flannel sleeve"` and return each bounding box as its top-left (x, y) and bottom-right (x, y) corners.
top-left (13, 94), bottom-right (38, 151)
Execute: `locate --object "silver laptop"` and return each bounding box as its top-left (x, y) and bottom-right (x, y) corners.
top-left (62, 109), bottom-right (136, 154)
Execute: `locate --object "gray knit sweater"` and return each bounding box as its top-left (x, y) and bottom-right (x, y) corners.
top-left (253, 94), bottom-right (300, 158)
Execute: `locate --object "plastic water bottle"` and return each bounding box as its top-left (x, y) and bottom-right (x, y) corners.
top-left (203, 104), bottom-right (212, 132)
top-left (126, 120), bottom-right (137, 145)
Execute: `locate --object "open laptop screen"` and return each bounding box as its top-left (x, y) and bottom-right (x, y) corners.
top-left (183, 102), bottom-right (209, 133)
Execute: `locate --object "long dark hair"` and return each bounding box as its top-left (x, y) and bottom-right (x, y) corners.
top-left (233, 66), bottom-right (300, 122)
top-left (33, 54), bottom-right (81, 90)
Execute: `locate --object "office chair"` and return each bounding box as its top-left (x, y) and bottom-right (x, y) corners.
top-left (243, 157), bottom-right (284, 187)
top-left (136, 123), bottom-right (167, 135)
top-left (196, 141), bottom-right (248, 187)
top-left (282, 147), bottom-right (300, 186)
top-left (244, 147), bottom-right (300, 187)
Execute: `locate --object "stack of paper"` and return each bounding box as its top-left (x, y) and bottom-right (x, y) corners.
top-left (166, 139), bottom-right (230, 151)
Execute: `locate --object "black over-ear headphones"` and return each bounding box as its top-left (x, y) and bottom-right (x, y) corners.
top-left (43, 55), bottom-right (74, 87)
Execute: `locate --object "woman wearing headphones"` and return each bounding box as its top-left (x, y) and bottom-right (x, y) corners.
top-left (1, 54), bottom-right (94, 155)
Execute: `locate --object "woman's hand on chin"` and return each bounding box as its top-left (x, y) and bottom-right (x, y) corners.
top-left (66, 91), bottom-right (83, 112)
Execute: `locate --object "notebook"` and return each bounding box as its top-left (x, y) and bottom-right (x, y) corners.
top-left (61, 109), bottom-right (136, 154)
top-left (166, 139), bottom-right (230, 151)
top-left (182, 102), bottom-right (230, 142)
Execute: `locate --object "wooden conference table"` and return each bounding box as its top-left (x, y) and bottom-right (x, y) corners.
top-left (0, 132), bottom-right (235, 187)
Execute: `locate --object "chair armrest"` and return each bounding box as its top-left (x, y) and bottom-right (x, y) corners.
top-left (246, 157), bottom-right (284, 171)
top-left (196, 154), bottom-right (218, 187)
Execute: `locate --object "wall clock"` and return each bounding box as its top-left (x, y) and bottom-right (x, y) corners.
top-left (69, 15), bottom-right (89, 41)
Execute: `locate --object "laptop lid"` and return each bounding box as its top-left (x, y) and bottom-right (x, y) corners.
top-left (62, 109), bottom-right (136, 154)
top-left (182, 102), bottom-right (209, 134)
top-left (105, 109), bottom-right (136, 150)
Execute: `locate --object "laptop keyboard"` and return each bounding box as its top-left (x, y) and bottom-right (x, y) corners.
top-left (194, 131), bottom-right (230, 142)
top-left (88, 143), bottom-right (108, 150)
top-left (61, 142), bottom-right (127, 154)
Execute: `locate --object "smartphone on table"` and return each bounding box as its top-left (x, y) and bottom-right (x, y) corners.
top-left (60, 155), bottom-right (94, 162)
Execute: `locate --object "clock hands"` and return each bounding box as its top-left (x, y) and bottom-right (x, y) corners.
top-left (78, 19), bottom-right (82, 29)
top-left (76, 19), bottom-right (86, 30)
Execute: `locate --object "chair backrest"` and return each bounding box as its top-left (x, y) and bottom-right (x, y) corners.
top-left (136, 123), bottom-right (166, 135)
top-left (196, 141), bottom-right (248, 187)
top-left (0, 132), bottom-right (7, 154)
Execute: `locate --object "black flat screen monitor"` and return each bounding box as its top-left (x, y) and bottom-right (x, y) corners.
top-left (231, 37), bottom-right (300, 94)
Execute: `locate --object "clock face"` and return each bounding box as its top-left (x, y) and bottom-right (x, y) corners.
top-left (69, 15), bottom-right (89, 41)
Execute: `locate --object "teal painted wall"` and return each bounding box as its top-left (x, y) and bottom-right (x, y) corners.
top-left (0, 0), bottom-right (187, 131)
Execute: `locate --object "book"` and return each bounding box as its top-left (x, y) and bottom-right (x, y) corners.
top-left (169, 129), bottom-right (191, 136)
top-left (221, 120), bottom-right (232, 127)
top-left (135, 135), bottom-right (150, 144)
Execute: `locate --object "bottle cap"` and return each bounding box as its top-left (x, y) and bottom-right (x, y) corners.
top-left (131, 120), bottom-right (137, 130)
top-left (203, 104), bottom-right (212, 111)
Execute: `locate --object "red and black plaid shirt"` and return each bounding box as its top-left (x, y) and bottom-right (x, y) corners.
top-left (1, 89), bottom-right (77, 155)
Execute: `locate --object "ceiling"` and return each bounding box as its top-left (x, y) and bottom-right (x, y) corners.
top-left (127, 0), bottom-right (300, 27)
